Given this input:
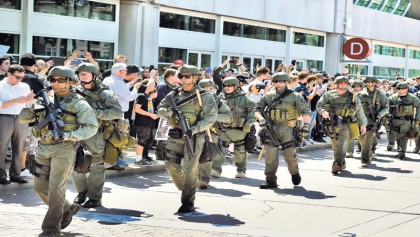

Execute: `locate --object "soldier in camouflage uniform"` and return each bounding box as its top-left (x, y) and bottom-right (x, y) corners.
top-left (157, 65), bottom-right (217, 213)
top-left (346, 80), bottom-right (364, 158)
top-left (254, 72), bottom-right (311, 189)
top-left (196, 79), bottom-right (232, 189)
top-left (384, 80), bottom-right (398, 151)
top-left (72, 63), bottom-right (123, 208)
top-left (216, 77), bottom-right (256, 178)
top-left (18, 66), bottom-right (98, 237)
top-left (388, 82), bottom-right (420, 159)
top-left (316, 76), bottom-right (367, 175)
top-left (357, 76), bottom-right (389, 167)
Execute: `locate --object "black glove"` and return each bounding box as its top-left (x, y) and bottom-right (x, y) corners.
top-left (185, 129), bottom-right (193, 139)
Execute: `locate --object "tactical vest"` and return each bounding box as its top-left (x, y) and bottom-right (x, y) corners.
top-left (267, 90), bottom-right (298, 123)
top-left (358, 89), bottom-right (380, 116)
top-left (326, 91), bottom-right (356, 118)
top-left (168, 88), bottom-right (203, 127)
top-left (76, 81), bottom-right (110, 128)
top-left (32, 93), bottom-right (81, 139)
top-left (391, 95), bottom-right (414, 117)
top-left (222, 90), bottom-right (248, 128)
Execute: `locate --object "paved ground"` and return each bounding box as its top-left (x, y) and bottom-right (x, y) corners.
top-left (1, 137), bottom-right (420, 237)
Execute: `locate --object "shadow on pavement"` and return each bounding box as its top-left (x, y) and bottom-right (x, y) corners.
top-left (213, 176), bottom-right (262, 188)
top-left (62, 233), bottom-right (89, 237)
top-left (0, 189), bottom-right (45, 207)
top-left (368, 164), bottom-right (413, 174)
top-left (339, 170), bottom-right (387, 181)
top-left (77, 206), bottom-right (151, 225)
top-left (401, 157), bottom-right (420, 163)
top-left (176, 211), bottom-right (245, 226)
top-left (198, 187), bottom-right (251, 197)
top-left (274, 186), bottom-right (336, 199)
top-left (108, 174), bottom-right (171, 190)
top-left (372, 157), bottom-right (394, 163)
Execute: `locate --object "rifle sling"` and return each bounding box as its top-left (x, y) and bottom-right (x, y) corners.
top-left (175, 90), bottom-right (207, 107)
top-left (265, 89), bottom-right (293, 111)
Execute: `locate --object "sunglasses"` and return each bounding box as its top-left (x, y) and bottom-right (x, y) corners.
top-left (13, 74), bottom-right (23, 80)
top-left (50, 77), bottom-right (68, 83)
top-left (352, 85), bottom-right (360, 88)
top-left (178, 74), bottom-right (192, 79)
top-left (365, 81), bottom-right (373, 83)
top-left (272, 80), bottom-right (284, 83)
top-left (223, 84), bottom-right (235, 88)
top-left (397, 88), bottom-right (407, 90)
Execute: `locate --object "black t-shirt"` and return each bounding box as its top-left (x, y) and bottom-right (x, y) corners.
top-left (133, 93), bottom-right (155, 127)
top-left (21, 70), bottom-right (45, 97)
top-left (0, 73), bottom-right (6, 81)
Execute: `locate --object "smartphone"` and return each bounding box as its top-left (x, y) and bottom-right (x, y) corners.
top-left (229, 59), bottom-right (237, 64)
top-left (291, 60), bottom-right (296, 66)
top-left (78, 50), bottom-right (86, 56)
top-left (71, 59), bottom-right (83, 66)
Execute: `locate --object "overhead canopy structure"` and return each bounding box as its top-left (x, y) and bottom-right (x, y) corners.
top-left (354, 0), bottom-right (416, 18)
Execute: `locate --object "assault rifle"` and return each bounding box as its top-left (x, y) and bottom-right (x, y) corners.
top-left (166, 93), bottom-right (195, 161)
top-left (260, 108), bottom-right (281, 147)
top-left (322, 115), bottom-right (343, 138)
top-left (36, 88), bottom-right (65, 143)
top-left (367, 90), bottom-right (380, 131)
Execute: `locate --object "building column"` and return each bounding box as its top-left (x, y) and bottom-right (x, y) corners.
top-left (21, 0), bottom-right (34, 54)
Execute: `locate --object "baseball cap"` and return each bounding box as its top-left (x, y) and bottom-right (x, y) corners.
top-left (225, 68), bottom-right (238, 74)
top-left (173, 59), bottom-right (184, 66)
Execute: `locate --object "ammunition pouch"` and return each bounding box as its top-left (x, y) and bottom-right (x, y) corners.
top-left (407, 128), bottom-right (419, 139)
top-left (348, 122), bottom-right (360, 139)
top-left (25, 152), bottom-right (50, 180)
top-left (166, 150), bottom-right (184, 164)
top-left (103, 119), bottom-right (136, 149)
top-left (104, 142), bottom-right (119, 165)
top-left (244, 125), bottom-right (257, 152)
top-left (258, 128), bottom-right (280, 147)
top-left (74, 146), bottom-right (93, 174)
top-left (393, 115), bottom-right (413, 121)
top-left (168, 128), bottom-right (183, 139)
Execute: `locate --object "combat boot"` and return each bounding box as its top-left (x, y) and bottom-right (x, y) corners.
top-left (331, 162), bottom-right (342, 175)
top-left (361, 161), bottom-right (368, 168)
top-left (73, 190), bottom-right (87, 204)
top-left (197, 181), bottom-right (208, 189)
top-left (345, 152), bottom-right (353, 158)
top-left (259, 181), bottom-right (278, 189)
top-left (387, 144), bottom-right (394, 151)
top-left (291, 172), bottom-right (301, 185)
top-left (235, 172), bottom-right (246, 178)
top-left (413, 147), bottom-right (420, 153)
top-left (397, 151), bottom-right (405, 159)
top-left (211, 169), bottom-right (221, 178)
top-left (61, 204), bottom-right (81, 229)
top-left (177, 204), bottom-right (195, 213)
top-left (83, 199), bottom-right (102, 208)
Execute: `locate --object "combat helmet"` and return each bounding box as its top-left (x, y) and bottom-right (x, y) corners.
top-left (179, 65), bottom-right (201, 76)
top-left (222, 77), bottom-right (239, 86)
top-left (271, 72), bottom-right (290, 82)
top-left (76, 63), bottom-right (98, 75)
top-left (48, 66), bottom-right (77, 82)
top-left (198, 79), bottom-right (217, 89)
top-left (352, 81), bottom-right (365, 88)
top-left (363, 75), bottom-right (379, 83)
top-left (334, 76), bottom-right (349, 84)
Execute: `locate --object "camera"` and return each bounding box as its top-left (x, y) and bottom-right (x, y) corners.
top-left (71, 59), bottom-right (82, 66)
top-left (255, 82), bottom-right (266, 90)
top-left (78, 50), bottom-right (86, 56)
top-left (229, 59), bottom-right (237, 64)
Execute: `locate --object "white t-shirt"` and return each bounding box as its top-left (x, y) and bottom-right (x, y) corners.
top-left (0, 79), bottom-right (31, 115)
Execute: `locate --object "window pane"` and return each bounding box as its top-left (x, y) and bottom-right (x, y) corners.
top-left (306, 60), bottom-right (323, 71)
top-left (33, 36), bottom-right (67, 57)
top-left (395, 0), bottom-right (409, 15)
top-left (160, 12), bottom-right (187, 30)
top-left (0, 33), bottom-right (20, 54)
top-left (201, 54), bottom-right (211, 68)
top-left (293, 32), bottom-right (324, 47)
top-left (223, 22), bottom-right (241, 37)
top-left (243, 24), bottom-right (264, 40)
top-left (265, 28), bottom-right (286, 42)
top-left (274, 59), bottom-right (283, 71)
top-left (159, 47), bottom-right (187, 63)
top-left (188, 53), bottom-right (198, 67)
top-left (295, 61), bottom-right (304, 71)
top-left (265, 59), bottom-right (273, 70)
top-left (253, 58), bottom-right (262, 71)
top-left (355, 0), bottom-right (370, 7)
top-left (243, 57), bottom-right (251, 70)
top-left (383, 0), bottom-right (399, 13)
top-left (345, 64), bottom-right (368, 76)
top-left (221, 55), bottom-right (228, 70)
top-left (410, 50), bottom-right (420, 59)
top-left (189, 16), bottom-right (215, 33)
top-left (0, 0), bottom-right (20, 10)
top-left (374, 45), bottom-right (405, 57)
top-left (408, 69), bottom-right (420, 78)
top-left (370, 0), bottom-right (384, 10)
top-left (33, 0), bottom-right (116, 22)
top-left (373, 66), bottom-right (404, 78)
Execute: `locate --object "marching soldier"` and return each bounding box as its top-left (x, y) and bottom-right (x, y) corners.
top-left (157, 65), bottom-right (217, 213)
top-left (357, 76), bottom-right (389, 167)
top-left (388, 82), bottom-right (420, 159)
top-left (254, 72), bottom-right (311, 189)
top-left (196, 79), bottom-right (232, 189)
top-left (316, 76), bottom-right (367, 175)
top-left (18, 66), bottom-right (98, 237)
top-left (72, 63), bottom-right (123, 208)
top-left (384, 81), bottom-right (398, 151)
top-left (216, 77), bottom-right (256, 178)
top-left (346, 80), bottom-right (364, 158)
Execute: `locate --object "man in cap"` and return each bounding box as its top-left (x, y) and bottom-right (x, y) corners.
top-left (196, 79), bottom-right (232, 188)
top-left (356, 76), bottom-right (389, 167)
top-left (254, 72), bottom-right (311, 188)
top-left (316, 76), bottom-right (367, 175)
top-left (72, 63), bottom-right (123, 208)
top-left (157, 65), bottom-right (217, 213)
top-left (216, 77), bottom-right (256, 178)
top-left (18, 66), bottom-right (98, 237)
top-left (388, 82), bottom-right (420, 158)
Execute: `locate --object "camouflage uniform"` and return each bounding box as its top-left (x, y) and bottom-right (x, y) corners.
top-left (18, 66), bottom-right (98, 236)
top-left (316, 76), bottom-right (367, 174)
top-left (72, 63), bottom-right (123, 208)
top-left (357, 76), bottom-right (389, 166)
top-left (384, 81), bottom-right (398, 151)
top-left (157, 65), bottom-right (217, 213)
top-left (218, 77), bottom-right (256, 178)
top-left (255, 72), bottom-right (310, 188)
top-left (388, 82), bottom-right (420, 158)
